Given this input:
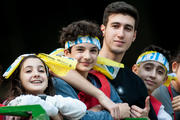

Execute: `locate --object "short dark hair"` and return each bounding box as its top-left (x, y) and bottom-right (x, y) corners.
top-left (59, 20), bottom-right (102, 48)
top-left (103, 1), bottom-right (139, 30)
top-left (169, 49), bottom-right (180, 72)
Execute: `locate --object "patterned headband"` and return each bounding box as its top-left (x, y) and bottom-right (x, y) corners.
top-left (136, 51), bottom-right (169, 72)
top-left (65, 35), bottom-right (101, 50)
top-left (3, 54), bottom-right (35, 79)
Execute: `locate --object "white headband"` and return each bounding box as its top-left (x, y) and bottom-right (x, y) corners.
top-left (65, 35), bottom-right (101, 50)
top-left (136, 51), bottom-right (169, 72)
top-left (3, 54), bottom-right (35, 79)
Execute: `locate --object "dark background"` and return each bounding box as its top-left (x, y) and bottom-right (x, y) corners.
top-left (1, 0), bottom-right (180, 72)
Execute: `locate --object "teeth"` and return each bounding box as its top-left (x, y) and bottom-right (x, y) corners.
top-left (31, 80), bottom-right (42, 83)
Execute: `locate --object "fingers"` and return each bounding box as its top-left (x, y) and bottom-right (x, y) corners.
top-left (172, 95), bottom-right (180, 112)
top-left (119, 103), bottom-right (130, 119)
top-left (130, 104), bottom-right (149, 118)
top-left (144, 96), bottom-right (150, 111)
top-left (172, 96), bottom-right (180, 104)
top-left (110, 104), bottom-right (121, 120)
top-left (131, 105), bottom-right (143, 118)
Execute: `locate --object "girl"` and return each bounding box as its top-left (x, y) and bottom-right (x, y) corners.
top-left (2, 54), bottom-right (86, 120)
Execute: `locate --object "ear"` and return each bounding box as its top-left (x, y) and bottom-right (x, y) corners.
top-left (100, 24), bottom-right (105, 37)
top-left (163, 75), bottom-right (168, 83)
top-left (64, 49), bottom-right (71, 57)
top-left (132, 64), bottom-right (139, 74)
top-left (132, 30), bottom-right (137, 42)
top-left (172, 61), bottom-right (179, 73)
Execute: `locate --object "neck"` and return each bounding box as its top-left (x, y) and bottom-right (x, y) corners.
top-left (99, 47), bottom-right (124, 62)
top-left (77, 70), bottom-right (89, 79)
top-left (172, 80), bottom-right (180, 93)
top-left (148, 90), bottom-right (152, 95)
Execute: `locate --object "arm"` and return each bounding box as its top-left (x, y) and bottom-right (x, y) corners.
top-left (52, 77), bottom-right (117, 120)
top-left (46, 95), bottom-right (87, 120)
top-left (51, 70), bottom-right (120, 118)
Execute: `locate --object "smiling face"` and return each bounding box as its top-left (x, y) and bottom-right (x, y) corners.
top-left (132, 61), bottom-right (167, 94)
top-left (19, 58), bottom-right (48, 95)
top-left (65, 43), bottom-right (99, 77)
top-left (101, 13), bottom-right (136, 55)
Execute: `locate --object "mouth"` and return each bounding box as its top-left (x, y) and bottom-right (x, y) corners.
top-left (80, 62), bottom-right (92, 66)
top-left (145, 79), bottom-right (155, 86)
top-left (30, 80), bottom-right (43, 84)
top-left (114, 40), bottom-right (125, 46)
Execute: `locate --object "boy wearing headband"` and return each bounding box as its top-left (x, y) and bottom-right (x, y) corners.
top-left (153, 50), bottom-right (180, 120)
top-left (53, 20), bottom-right (131, 120)
top-left (131, 45), bottom-right (172, 119)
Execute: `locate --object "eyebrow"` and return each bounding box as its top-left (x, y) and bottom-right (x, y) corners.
top-left (23, 65), bottom-right (44, 69)
top-left (144, 63), bottom-right (166, 71)
top-left (75, 45), bottom-right (98, 49)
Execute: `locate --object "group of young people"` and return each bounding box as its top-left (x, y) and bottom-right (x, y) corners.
top-left (0, 1), bottom-right (180, 120)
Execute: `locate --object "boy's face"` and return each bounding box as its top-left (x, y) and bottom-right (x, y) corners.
top-left (101, 13), bottom-right (136, 55)
top-left (172, 62), bottom-right (180, 88)
top-left (66, 43), bottom-right (99, 73)
top-left (132, 61), bottom-right (167, 94)
top-left (20, 58), bottom-right (48, 95)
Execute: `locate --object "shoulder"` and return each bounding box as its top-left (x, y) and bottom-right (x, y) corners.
top-left (152, 85), bottom-right (169, 97)
top-left (114, 67), bottom-right (146, 88)
top-left (52, 77), bottom-right (79, 99)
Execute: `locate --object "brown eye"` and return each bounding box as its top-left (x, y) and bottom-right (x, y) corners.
top-left (145, 66), bottom-right (151, 71)
top-left (26, 70), bottom-right (32, 73)
top-left (112, 24), bottom-right (119, 29)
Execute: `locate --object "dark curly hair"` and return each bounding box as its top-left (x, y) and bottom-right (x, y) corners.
top-left (6, 55), bottom-right (55, 103)
top-left (59, 20), bottom-right (103, 48)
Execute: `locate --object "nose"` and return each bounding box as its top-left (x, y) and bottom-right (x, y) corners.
top-left (33, 70), bottom-right (40, 78)
top-left (117, 27), bottom-right (125, 38)
top-left (83, 50), bottom-right (91, 60)
top-left (150, 69), bottom-right (156, 79)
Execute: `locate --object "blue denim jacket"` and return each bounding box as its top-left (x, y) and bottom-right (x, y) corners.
top-left (53, 76), bottom-right (122, 120)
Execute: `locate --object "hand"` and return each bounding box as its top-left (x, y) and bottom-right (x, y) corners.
top-left (130, 96), bottom-right (150, 119)
top-left (88, 104), bottom-right (103, 112)
top-left (172, 95), bottom-right (180, 112)
top-left (118, 103), bottom-right (131, 119)
top-left (97, 93), bottom-right (121, 120)
top-left (5, 116), bottom-right (30, 120)
top-left (51, 112), bottom-right (64, 120)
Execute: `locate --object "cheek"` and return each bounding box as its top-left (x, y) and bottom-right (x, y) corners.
top-left (72, 54), bottom-right (82, 61)
top-left (176, 68), bottom-right (180, 80)
top-left (137, 70), bottom-right (147, 80)
top-left (20, 74), bottom-right (29, 83)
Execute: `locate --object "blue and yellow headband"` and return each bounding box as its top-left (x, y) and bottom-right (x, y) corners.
top-left (3, 54), bottom-right (35, 79)
top-left (136, 51), bottom-right (169, 72)
top-left (65, 35), bottom-right (101, 50)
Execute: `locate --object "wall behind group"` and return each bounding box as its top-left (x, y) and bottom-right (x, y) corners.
top-left (1, 0), bottom-right (179, 71)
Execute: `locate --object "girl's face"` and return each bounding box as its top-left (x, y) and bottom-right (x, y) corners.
top-left (65, 43), bottom-right (99, 75)
top-left (19, 58), bottom-right (48, 95)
